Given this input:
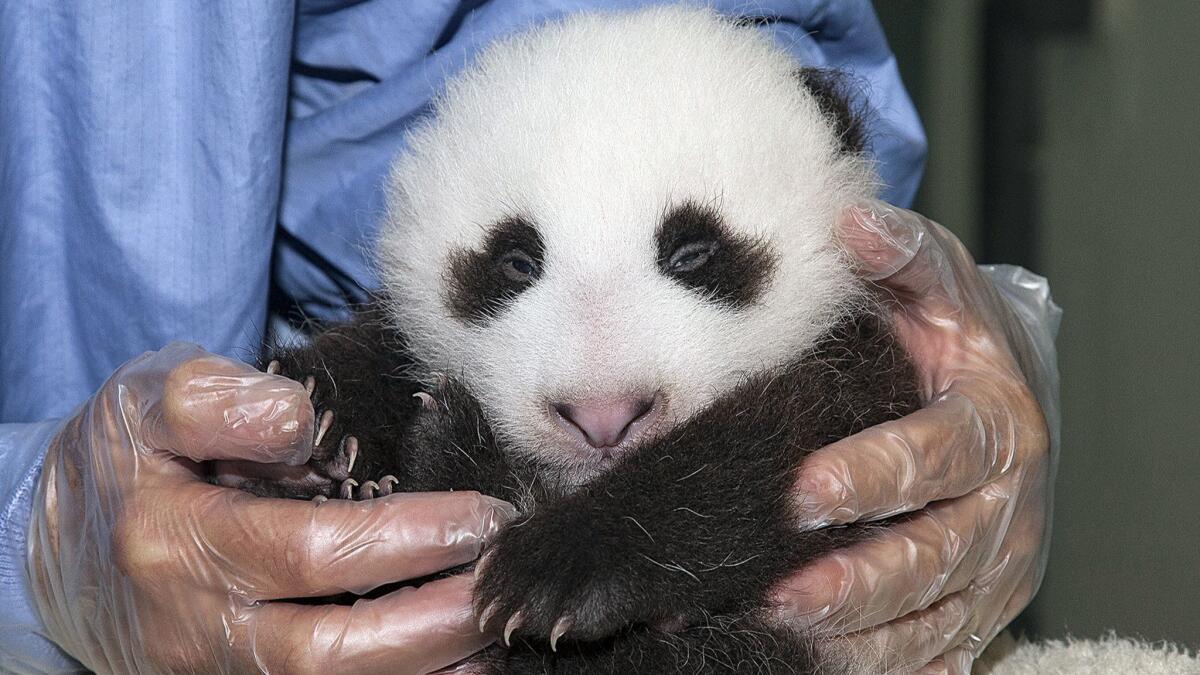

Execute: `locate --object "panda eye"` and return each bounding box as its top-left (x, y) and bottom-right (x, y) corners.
top-left (499, 249), bottom-right (538, 282)
top-left (668, 241), bottom-right (718, 273)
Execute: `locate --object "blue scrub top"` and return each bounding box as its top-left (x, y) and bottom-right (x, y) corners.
top-left (0, 2), bottom-right (924, 670)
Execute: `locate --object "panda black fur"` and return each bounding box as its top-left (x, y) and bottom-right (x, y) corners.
top-left (235, 8), bottom-right (920, 674)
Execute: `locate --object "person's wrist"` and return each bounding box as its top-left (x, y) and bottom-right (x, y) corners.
top-left (1, 420), bottom-right (57, 621)
top-left (0, 420), bottom-right (82, 673)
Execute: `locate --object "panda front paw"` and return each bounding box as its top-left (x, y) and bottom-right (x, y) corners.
top-left (249, 358), bottom-right (361, 500)
top-left (473, 506), bottom-right (652, 650)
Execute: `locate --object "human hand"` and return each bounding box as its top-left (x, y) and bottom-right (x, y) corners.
top-left (26, 343), bottom-right (515, 674)
top-left (773, 200), bottom-right (1060, 674)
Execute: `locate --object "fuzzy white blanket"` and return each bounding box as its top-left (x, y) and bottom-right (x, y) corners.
top-left (977, 633), bottom-right (1200, 674)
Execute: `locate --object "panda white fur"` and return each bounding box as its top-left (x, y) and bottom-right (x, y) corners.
top-left (240, 7), bottom-right (920, 674)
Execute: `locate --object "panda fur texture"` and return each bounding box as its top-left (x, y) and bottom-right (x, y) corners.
top-left (237, 7), bottom-right (921, 674)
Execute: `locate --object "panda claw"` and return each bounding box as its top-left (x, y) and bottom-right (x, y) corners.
top-left (549, 617), bottom-right (572, 652)
top-left (342, 436), bottom-right (359, 474)
top-left (378, 475), bottom-right (398, 496)
top-left (502, 612), bottom-right (523, 647)
top-left (266, 360), bottom-right (281, 375)
top-left (413, 391), bottom-right (437, 411)
top-left (303, 376), bottom-right (316, 396)
top-left (478, 601), bottom-right (500, 635)
top-left (314, 409), bottom-right (334, 447)
top-left (360, 480), bottom-right (379, 500)
top-left (474, 549), bottom-right (494, 582)
top-left (339, 478), bottom-right (358, 500)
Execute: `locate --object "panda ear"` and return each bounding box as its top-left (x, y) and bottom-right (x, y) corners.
top-left (795, 67), bottom-right (868, 155)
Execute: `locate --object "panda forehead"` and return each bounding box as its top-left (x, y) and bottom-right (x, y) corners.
top-left (436, 104), bottom-right (831, 237)
top-left (409, 11), bottom-right (845, 233)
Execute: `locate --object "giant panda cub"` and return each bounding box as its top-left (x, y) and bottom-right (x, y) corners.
top-left (238, 7), bottom-right (920, 674)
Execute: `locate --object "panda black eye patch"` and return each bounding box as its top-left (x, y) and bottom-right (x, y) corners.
top-left (446, 217), bottom-right (545, 323)
top-left (655, 201), bottom-right (777, 308)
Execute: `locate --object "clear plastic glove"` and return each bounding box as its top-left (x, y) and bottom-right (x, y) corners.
top-left (773, 200), bottom-right (1062, 674)
top-left (25, 343), bottom-right (515, 675)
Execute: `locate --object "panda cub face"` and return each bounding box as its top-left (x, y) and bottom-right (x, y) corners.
top-left (379, 7), bottom-right (876, 486)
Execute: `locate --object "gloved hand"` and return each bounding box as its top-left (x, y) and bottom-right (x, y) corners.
top-left (773, 200), bottom-right (1061, 674)
top-left (25, 343), bottom-right (515, 675)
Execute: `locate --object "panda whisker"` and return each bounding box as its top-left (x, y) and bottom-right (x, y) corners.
top-left (622, 515), bottom-right (656, 544)
top-left (637, 553), bottom-right (700, 583)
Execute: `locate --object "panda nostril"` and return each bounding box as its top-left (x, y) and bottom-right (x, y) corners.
top-left (552, 402), bottom-right (576, 430)
top-left (552, 394), bottom-right (661, 450)
top-left (629, 396), bottom-right (655, 423)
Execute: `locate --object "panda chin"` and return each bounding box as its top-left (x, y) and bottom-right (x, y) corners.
top-left (530, 434), bottom-right (627, 479)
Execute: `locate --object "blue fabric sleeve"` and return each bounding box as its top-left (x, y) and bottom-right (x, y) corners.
top-left (0, 422), bottom-right (81, 673)
top-left (0, 1), bottom-right (297, 424)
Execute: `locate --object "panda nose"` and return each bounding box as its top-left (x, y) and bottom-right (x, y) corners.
top-left (552, 394), bottom-right (661, 449)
